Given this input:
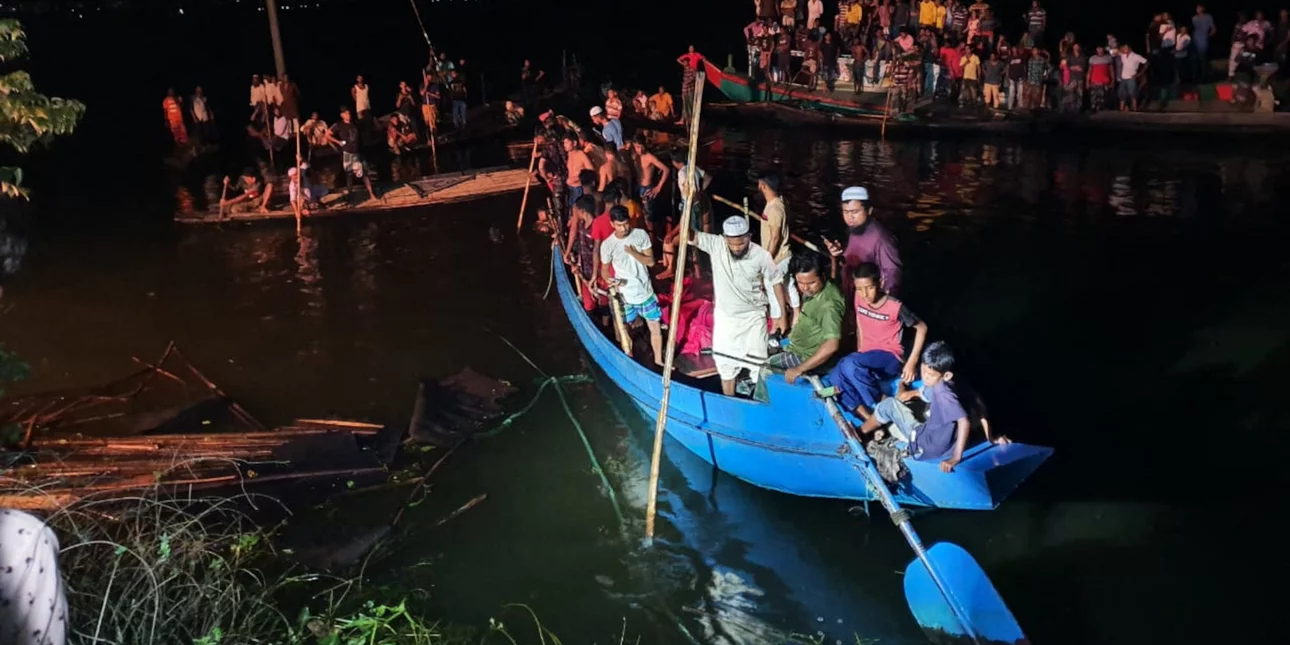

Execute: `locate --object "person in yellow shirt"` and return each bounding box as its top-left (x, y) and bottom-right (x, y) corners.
top-left (935, 0), bottom-right (948, 30)
top-left (919, 0), bottom-right (938, 27)
top-left (846, 1), bottom-right (863, 24)
top-left (648, 86), bottom-right (674, 121)
top-left (959, 45), bottom-right (982, 106)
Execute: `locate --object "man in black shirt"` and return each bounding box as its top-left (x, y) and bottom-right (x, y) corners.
top-left (323, 107), bottom-right (376, 203)
top-left (448, 71), bottom-right (468, 130)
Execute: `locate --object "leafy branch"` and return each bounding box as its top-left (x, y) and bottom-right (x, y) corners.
top-left (0, 19), bottom-right (86, 199)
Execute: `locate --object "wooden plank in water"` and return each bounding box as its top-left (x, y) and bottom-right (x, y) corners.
top-left (175, 167), bottom-right (532, 225)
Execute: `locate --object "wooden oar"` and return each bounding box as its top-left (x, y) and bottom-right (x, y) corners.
top-left (217, 179), bottom-right (228, 221)
top-left (804, 375), bottom-right (1026, 645)
top-left (644, 69), bottom-right (705, 544)
top-left (710, 193), bottom-right (827, 256)
top-left (515, 138), bottom-right (539, 232)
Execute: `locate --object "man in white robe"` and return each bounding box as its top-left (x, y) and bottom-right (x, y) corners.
top-left (692, 216), bottom-right (790, 396)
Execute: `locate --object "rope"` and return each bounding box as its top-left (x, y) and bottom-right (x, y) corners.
top-left (552, 379), bottom-right (627, 530)
top-left (485, 332), bottom-right (699, 645)
top-left (485, 328), bottom-right (549, 378)
top-left (542, 247), bottom-right (555, 300)
top-left (484, 332), bottom-right (622, 528)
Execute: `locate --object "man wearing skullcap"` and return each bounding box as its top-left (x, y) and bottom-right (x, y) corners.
top-left (823, 186), bottom-right (903, 296)
top-left (691, 214), bottom-right (790, 396)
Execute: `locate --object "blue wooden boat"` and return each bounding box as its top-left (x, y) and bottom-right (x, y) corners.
top-left (552, 252), bottom-right (1052, 511)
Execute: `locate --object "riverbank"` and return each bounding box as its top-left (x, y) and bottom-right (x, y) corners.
top-left (42, 487), bottom-right (580, 645)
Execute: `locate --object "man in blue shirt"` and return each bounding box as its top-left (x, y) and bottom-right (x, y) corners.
top-left (590, 106), bottom-right (624, 150)
top-left (1191, 4), bottom-right (1217, 80)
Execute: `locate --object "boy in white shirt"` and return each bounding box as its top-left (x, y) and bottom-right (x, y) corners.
top-left (600, 205), bottom-right (663, 365)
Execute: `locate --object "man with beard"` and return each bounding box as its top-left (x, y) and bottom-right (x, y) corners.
top-left (691, 216), bottom-right (790, 397)
top-left (823, 186), bottom-right (903, 296)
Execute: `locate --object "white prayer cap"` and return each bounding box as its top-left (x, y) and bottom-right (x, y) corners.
top-left (841, 186), bottom-right (870, 202)
top-left (589, 106), bottom-right (604, 117)
top-left (722, 216), bottom-right (750, 237)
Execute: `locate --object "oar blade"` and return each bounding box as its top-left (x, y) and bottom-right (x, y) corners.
top-left (903, 542), bottom-right (1028, 645)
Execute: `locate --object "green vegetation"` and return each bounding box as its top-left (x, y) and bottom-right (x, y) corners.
top-left (0, 19), bottom-right (85, 198)
top-left (45, 491), bottom-right (601, 645)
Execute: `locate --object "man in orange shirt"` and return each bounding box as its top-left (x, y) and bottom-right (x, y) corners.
top-left (648, 86), bottom-right (675, 120)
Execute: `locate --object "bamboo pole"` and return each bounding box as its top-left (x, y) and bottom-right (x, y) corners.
top-left (515, 138), bottom-right (540, 232)
top-left (294, 123), bottom-right (303, 232)
top-left (645, 70), bottom-right (705, 543)
top-left (217, 180), bottom-right (228, 220)
top-left (428, 86), bottom-right (440, 174)
top-left (881, 83), bottom-right (894, 139)
top-left (710, 193), bottom-right (827, 256)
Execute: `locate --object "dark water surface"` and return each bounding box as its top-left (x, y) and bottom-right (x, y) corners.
top-left (4, 130), bottom-right (1285, 644)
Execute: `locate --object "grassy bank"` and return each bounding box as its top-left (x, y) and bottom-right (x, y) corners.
top-left (42, 491), bottom-right (574, 645)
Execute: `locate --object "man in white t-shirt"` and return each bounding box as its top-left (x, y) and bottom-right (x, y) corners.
top-left (601, 205), bottom-right (664, 365)
top-left (1116, 44), bottom-right (1149, 111)
top-left (693, 216), bottom-right (790, 396)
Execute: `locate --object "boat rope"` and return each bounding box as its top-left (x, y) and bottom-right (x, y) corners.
top-left (483, 330), bottom-right (625, 529)
top-left (543, 247), bottom-right (555, 300)
top-left (483, 330), bottom-right (699, 645)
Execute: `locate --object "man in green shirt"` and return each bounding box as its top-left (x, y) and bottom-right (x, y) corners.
top-left (765, 253), bottom-right (846, 386)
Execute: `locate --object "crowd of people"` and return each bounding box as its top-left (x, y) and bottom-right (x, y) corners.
top-left (745, 2), bottom-right (1285, 114)
top-left (541, 78), bottom-right (1006, 473)
top-left (163, 47), bottom-right (577, 215)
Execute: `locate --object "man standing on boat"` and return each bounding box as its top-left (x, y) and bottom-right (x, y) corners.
top-left (632, 135), bottom-right (670, 240)
top-left (757, 172), bottom-right (800, 325)
top-left (676, 46), bottom-right (704, 125)
top-left (692, 216), bottom-right (789, 397)
top-left (589, 106), bottom-right (624, 150)
top-left (323, 107), bottom-right (377, 204)
top-left (824, 186), bottom-right (903, 296)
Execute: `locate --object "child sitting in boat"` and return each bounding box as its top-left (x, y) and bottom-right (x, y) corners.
top-left (827, 262), bottom-right (927, 420)
top-left (600, 205), bottom-right (664, 365)
top-left (859, 341), bottom-right (1009, 473)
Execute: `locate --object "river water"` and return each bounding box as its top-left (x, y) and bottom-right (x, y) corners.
top-left (3, 129), bottom-right (1285, 645)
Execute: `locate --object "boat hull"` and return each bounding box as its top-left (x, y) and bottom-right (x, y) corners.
top-left (553, 253), bottom-right (1050, 510)
top-left (703, 60), bottom-right (891, 117)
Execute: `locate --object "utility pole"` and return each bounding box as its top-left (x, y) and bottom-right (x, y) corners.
top-left (266, 0), bottom-right (287, 77)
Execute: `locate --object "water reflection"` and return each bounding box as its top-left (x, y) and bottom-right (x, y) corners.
top-left (5, 129), bottom-right (1286, 645)
top-left (711, 132), bottom-right (1288, 231)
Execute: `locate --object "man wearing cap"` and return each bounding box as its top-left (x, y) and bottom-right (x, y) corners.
top-left (824, 186), bottom-right (903, 296)
top-left (590, 106), bottom-right (624, 150)
top-left (692, 215), bottom-right (790, 397)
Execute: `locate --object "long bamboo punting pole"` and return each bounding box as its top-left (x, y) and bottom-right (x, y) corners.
top-left (710, 193), bottom-right (827, 256)
top-left (644, 70), bottom-right (705, 543)
top-left (294, 124), bottom-right (303, 232)
top-left (515, 138), bottom-right (540, 232)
